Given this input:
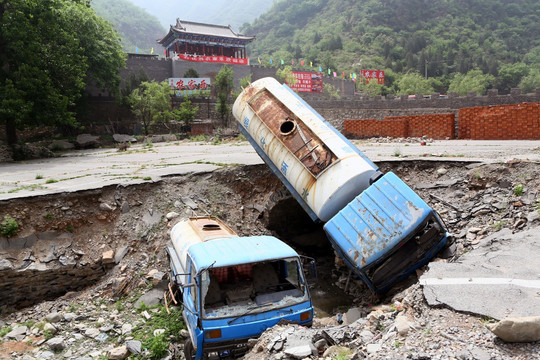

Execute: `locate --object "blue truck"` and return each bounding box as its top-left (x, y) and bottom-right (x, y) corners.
top-left (166, 216), bottom-right (314, 359)
top-left (232, 77), bottom-right (449, 294)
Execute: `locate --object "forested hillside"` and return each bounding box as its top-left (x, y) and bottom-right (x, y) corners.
top-left (241, 0), bottom-right (540, 95)
top-left (92, 0), bottom-right (165, 54)
top-left (128, 0), bottom-right (273, 30)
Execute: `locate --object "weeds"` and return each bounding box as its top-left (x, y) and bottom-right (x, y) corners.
top-left (45, 179), bottom-right (58, 184)
top-left (513, 184), bottom-right (524, 196)
top-left (189, 134), bottom-right (208, 142)
top-left (131, 305), bottom-right (185, 359)
top-left (0, 326), bottom-right (12, 337)
top-left (35, 174), bottom-right (43, 179)
top-left (1, 215), bottom-right (19, 237)
top-left (44, 213), bottom-right (53, 219)
top-left (143, 177), bottom-right (152, 181)
top-left (393, 147), bottom-right (402, 157)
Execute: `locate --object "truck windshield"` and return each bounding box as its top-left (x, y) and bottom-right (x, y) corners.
top-left (200, 257), bottom-right (308, 319)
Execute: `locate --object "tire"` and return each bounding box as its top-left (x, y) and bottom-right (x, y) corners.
top-left (184, 338), bottom-right (196, 360)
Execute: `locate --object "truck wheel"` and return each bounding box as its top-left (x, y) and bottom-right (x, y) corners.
top-left (184, 338), bottom-right (196, 360)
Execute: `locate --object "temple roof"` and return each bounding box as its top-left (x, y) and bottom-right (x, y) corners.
top-left (158, 19), bottom-right (255, 45)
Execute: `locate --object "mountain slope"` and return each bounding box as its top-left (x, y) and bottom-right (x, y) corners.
top-left (92, 0), bottom-right (165, 54)
top-left (242, 0), bottom-right (540, 92)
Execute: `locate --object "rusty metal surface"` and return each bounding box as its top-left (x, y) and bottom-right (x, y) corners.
top-left (248, 89), bottom-right (337, 177)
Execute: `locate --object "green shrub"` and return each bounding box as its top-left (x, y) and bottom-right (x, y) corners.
top-left (514, 184), bottom-right (524, 196)
top-left (1, 215), bottom-right (19, 237)
top-left (0, 326), bottom-right (12, 337)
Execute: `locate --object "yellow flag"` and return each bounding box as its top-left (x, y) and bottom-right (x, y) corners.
top-left (151, 47), bottom-right (154, 54)
top-left (258, 57), bottom-right (261, 64)
top-left (310, 61), bottom-right (313, 67)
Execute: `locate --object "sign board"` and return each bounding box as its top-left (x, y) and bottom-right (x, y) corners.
top-left (168, 78), bottom-right (211, 97)
top-left (286, 72), bottom-right (323, 93)
top-left (178, 54), bottom-right (249, 66)
top-left (361, 70), bottom-right (385, 84)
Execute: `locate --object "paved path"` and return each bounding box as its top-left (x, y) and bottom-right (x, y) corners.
top-left (1, 139), bottom-right (540, 200)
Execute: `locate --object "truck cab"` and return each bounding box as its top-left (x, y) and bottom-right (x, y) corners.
top-left (166, 217), bottom-right (314, 359)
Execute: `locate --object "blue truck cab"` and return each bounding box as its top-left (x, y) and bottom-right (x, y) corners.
top-left (323, 172), bottom-right (448, 293)
top-left (166, 217), bottom-right (314, 359)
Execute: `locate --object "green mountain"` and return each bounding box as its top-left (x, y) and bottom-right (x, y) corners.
top-left (127, 0), bottom-right (273, 31)
top-left (242, 0), bottom-right (540, 94)
top-left (92, 0), bottom-right (165, 54)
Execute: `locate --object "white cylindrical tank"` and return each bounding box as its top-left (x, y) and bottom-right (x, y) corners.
top-left (170, 217), bottom-right (237, 278)
top-left (233, 77), bottom-right (378, 222)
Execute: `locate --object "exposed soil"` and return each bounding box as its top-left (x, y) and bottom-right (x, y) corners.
top-left (1, 159), bottom-right (539, 359)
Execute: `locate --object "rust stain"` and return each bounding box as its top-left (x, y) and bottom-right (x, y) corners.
top-left (248, 89), bottom-right (337, 177)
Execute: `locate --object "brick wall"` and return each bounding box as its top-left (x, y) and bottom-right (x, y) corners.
top-left (458, 102), bottom-right (540, 140)
top-left (344, 113), bottom-right (455, 139)
top-left (344, 118), bottom-right (408, 138)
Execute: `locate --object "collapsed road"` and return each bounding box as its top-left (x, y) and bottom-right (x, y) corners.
top-left (0, 139), bottom-right (540, 359)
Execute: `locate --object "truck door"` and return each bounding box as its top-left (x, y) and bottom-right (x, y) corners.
top-left (184, 257), bottom-right (201, 351)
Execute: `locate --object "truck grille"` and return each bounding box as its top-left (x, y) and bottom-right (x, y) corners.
top-left (365, 215), bottom-right (445, 292)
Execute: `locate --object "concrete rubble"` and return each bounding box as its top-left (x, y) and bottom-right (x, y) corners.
top-left (1, 157), bottom-right (540, 359)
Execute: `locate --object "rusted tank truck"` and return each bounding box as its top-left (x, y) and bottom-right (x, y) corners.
top-left (232, 77), bottom-right (449, 294)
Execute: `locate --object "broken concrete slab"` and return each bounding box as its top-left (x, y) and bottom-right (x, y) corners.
top-left (420, 227), bottom-right (540, 320)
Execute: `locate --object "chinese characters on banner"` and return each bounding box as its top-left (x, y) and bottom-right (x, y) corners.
top-left (178, 53), bottom-right (249, 65)
top-left (360, 70), bottom-right (385, 84)
top-left (168, 78), bottom-right (211, 97)
top-left (286, 72), bottom-right (323, 93)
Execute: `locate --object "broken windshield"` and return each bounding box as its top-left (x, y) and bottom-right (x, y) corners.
top-left (200, 257), bottom-right (309, 319)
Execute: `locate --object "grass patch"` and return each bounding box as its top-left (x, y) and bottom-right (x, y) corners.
top-left (131, 305), bottom-right (185, 360)
top-left (35, 174), bottom-right (43, 179)
top-left (6, 184), bottom-right (47, 193)
top-left (0, 326), bottom-right (12, 337)
top-left (45, 179), bottom-right (58, 184)
top-left (513, 184), bottom-right (524, 196)
top-left (1, 215), bottom-right (19, 237)
top-left (189, 134), bottom-right (209, 142)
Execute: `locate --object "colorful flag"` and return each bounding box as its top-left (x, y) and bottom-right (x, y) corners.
top-left (300, 60), bottom-right (304, 66)
top-left (281, 59), bottom-right (284, 65)
top-left (135, 46), bottom-right (139, 54)
top-left (270, 58), bottom-right (273, 64)
top-left (258, 57), bottom-right (261, 64)
top-left (328, 68), bottom-right (331, 75)
top-left (310, 61), bottom-right (313, 67)
top-left (342, 72), bottom-right (345, 78)
top-left (292, 59), bottom-right (294, 65)
top-left (333, 72), bottom-right (337, 77)
top-left (151, 48), bottom-right (154, 54)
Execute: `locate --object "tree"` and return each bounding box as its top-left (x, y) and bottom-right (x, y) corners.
top-left (496, 63), bottom-right (529, 94)
top-left (276, 66), bottom-right (297, 87)
top-left (519, 69), bottom-right (540, 94)
top-left (183, 68), bottom-right (200, 78)
top-left (174, 100), bottom-right (199, 125)
top-left (128, 81), bottom-right (172, 135)
top-left (397, 72), bottom-right (434, 95)
top-left (448, 70), bottom-right (495, 96)
top-left (0, 0), bottom-right (125, 145)
top-left (214, 65), bottom-right (234, 127)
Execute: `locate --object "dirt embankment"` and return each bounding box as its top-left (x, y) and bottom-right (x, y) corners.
top-left (1, 159), bottom-right (539, 359)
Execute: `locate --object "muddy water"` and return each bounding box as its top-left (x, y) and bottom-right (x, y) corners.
top-left (286, 228), bottom-right (355, 318)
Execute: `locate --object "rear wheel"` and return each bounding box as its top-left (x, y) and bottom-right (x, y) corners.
top-left (184, 338), bottom-right (196, 360)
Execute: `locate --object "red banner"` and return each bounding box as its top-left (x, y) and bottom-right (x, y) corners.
top-left (286, 72), bottom-right (323, 93)
top-left (178, 53), bottom-right (249, 65)
top-left (361, 70), bottom-right (385, 84)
